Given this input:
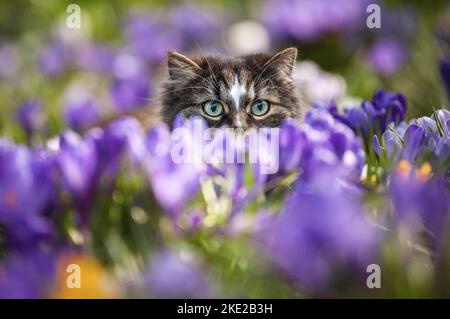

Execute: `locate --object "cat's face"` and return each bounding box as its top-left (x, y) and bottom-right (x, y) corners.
top-left (161, 48), bottom-right (300, 129)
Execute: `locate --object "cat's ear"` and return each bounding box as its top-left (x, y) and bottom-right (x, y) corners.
top-left (167, 51), bottom-right (201, 82)
top-left (263, 47), bottom-right (297, 76)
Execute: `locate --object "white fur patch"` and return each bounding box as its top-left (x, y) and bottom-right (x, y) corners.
top-left (230, 75), bottom-right (246, 110)
top-left (234, 114), bottom-right (243, 127)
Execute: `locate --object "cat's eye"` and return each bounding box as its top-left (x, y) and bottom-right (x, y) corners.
top-left (203, 100), bottom-right (224, 117)
top-left (250, 100), bottom-right (270, 116)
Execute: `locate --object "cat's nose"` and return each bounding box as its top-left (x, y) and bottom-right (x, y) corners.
top-left (231, 113), bottom-right (248, 130)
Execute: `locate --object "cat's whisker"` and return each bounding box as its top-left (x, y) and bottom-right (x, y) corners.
top-left (204, 56), bottom-right (220, 91)
top-left (253, 54), bottom-right (284, 89)
top-left (142, 96), bottom-right (159, 102)
top-left (194, 43), bottom-right (220, 92)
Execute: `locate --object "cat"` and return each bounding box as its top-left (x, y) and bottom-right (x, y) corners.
top-left (95, 48), bottom-right (302, 131)
top-left (160, 47), bottom-right (301, 129)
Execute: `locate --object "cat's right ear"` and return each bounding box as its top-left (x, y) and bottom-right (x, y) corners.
top-left (263, 47), bottom-right (298, 77)
top-left (167, 51), bottom-right (201, 82)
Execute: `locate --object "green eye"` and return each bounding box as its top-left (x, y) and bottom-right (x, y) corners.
top-left (203, 100), bottom-right (224, 117)
top-left (251, 100), bottom-right (270, 116)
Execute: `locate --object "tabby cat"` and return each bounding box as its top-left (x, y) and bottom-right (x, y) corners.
top-left (161, 47), bottom-right (301, 129)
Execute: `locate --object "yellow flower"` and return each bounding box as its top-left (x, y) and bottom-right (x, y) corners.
top-left (370, 174), bottom-right (377, 185)
top-left (396, 160), bottom-right (412, 178)
top-left (415, 162), bottom-right (432, 181)
top-left (53, 253), bottom-right (120, 299)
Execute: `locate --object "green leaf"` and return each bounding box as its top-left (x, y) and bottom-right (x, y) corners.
top-left (433, 108), bottom-right (446, 138)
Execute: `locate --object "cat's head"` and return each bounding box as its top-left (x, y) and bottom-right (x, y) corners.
top-left (161, 48), bottom-right (300, 129)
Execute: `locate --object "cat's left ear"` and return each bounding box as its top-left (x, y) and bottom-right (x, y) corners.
top-left (264, 47), bottom-right (297, 76)
top-left (167, 51), bottom-right (202, 82)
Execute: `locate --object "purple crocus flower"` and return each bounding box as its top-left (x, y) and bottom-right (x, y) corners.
top-left (168, 4), bottom-right (222, 49)
top-left (74, 43), bottom-right (115, 74)
top-left (100, 117), bottom-right (148, 168)
top-left (411, 109), bottom-right (449, 150)
top-left (38, 40), bottom-right (71, 76)
top-left (403, 124), bottom-right (426, 162)
top-left (58, 117), bottom-right (147, 210)
top-left (380, 7), bottom-right (418, 41)
top-left (414, 116), bottom-right (440, 141)
top-left (373, 110), bottom-right (450, 172)
top-left (411, 114), bottom-right (450, 169)
top-left (110, 74), bottom-right (151, 112)
top-left (145, 123), bottom-right (172, 157)
top-left (143, 250), bottom-right (216, 298)
top-left (373, 128), bottom-right (402, 161)
top-left (437, 109), bottom-right (450, 136)
top-left (145, 119), bottom-right (204, 217)
top-left (367, 38), bottom-right (408, 75)
top-left (278, 119), bottom-right (304, 172)
top-left (302, 107), bottom-right (365, 180)
top-left (110, 52), bottom-right (151, 112)
top-left (263, 167), bottom-right (377, 293)
top-left (345, 101), bottom-right (377, 138)
top-left (0, 249), bottom-right (56, 299)
top-left (64, 97), bottom-right (101, 132)
top-left (328, 89), bottom-right (407, 141)
top-left (124, 14), bottom-right (181, 64)
top-left (0, 141), bottom-right (55, 248)
top-left (16, 100), bottom-right (46, 137)
top-left (262, 0), bottom-right (367, 42)
top-left (57, 131), bottom-right (98, 224)
top-left (196, 127), bottom-right (271, 217)
top-left (372, 89), bottom-right (407, 130)
top-left (390, 167), bottom-right (450, 246)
